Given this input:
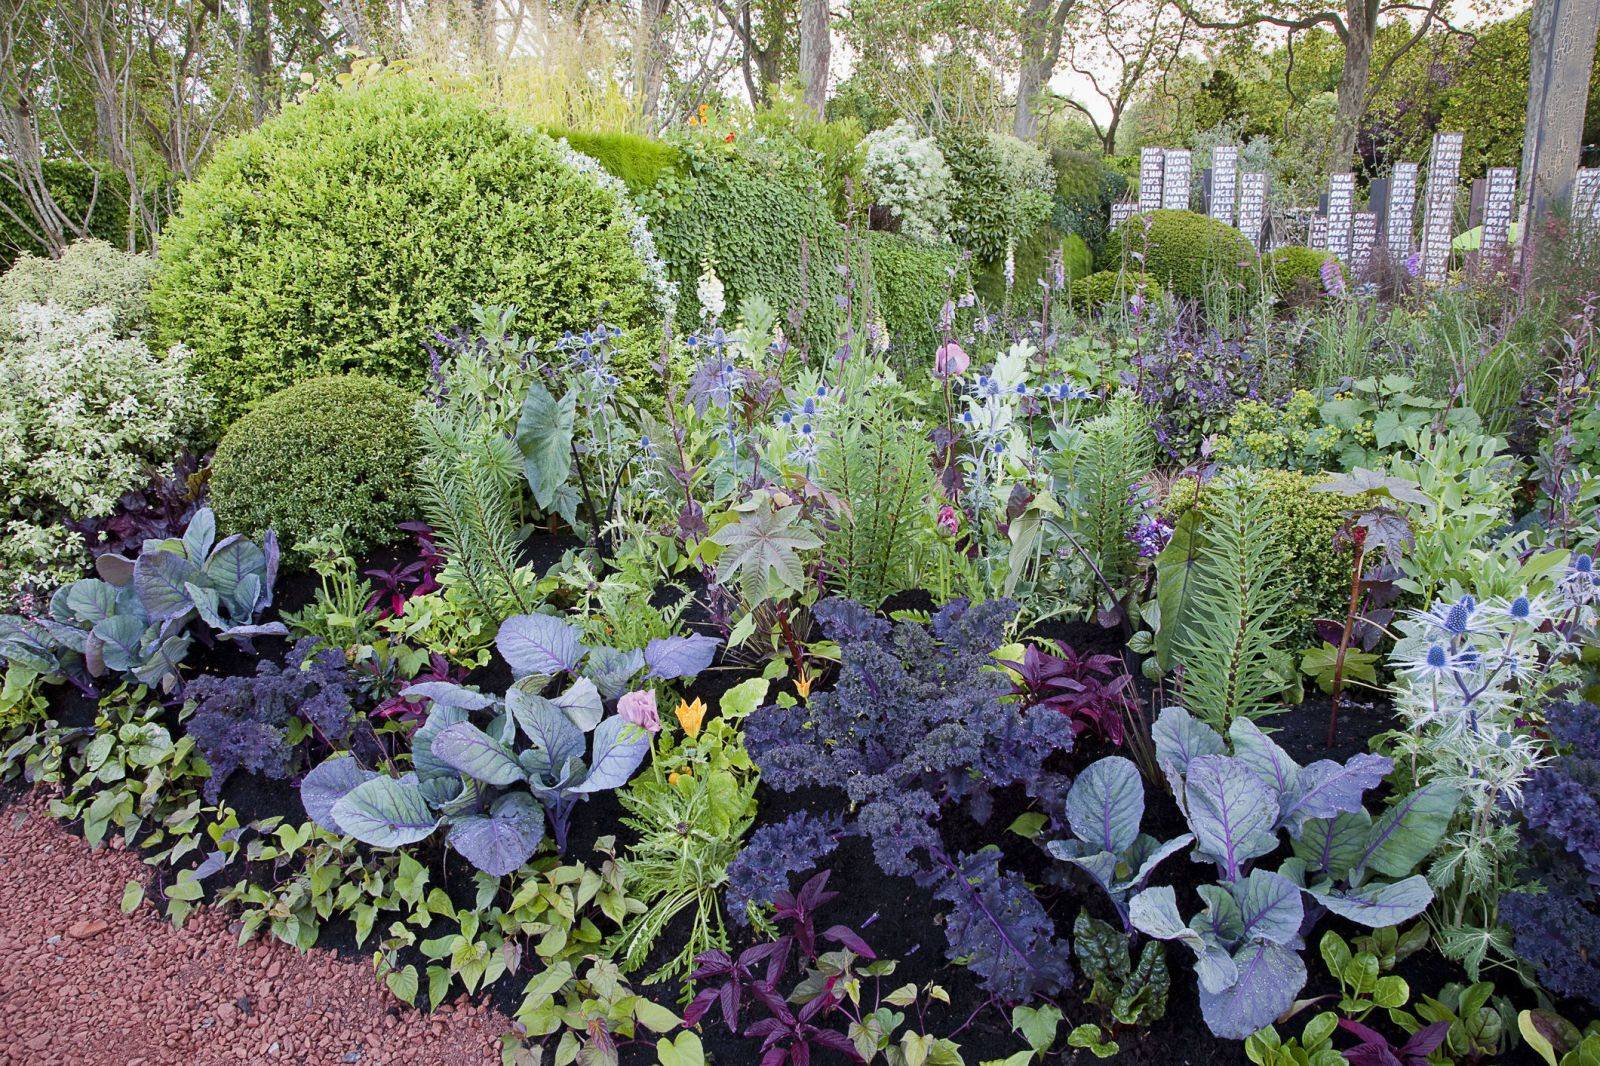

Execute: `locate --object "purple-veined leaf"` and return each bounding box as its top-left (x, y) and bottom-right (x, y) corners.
top-left (1291, 809), bottom-right (1372, 879)
top-left (300, 756), bottom-right (378, 835)
top-left (569, 715), bottom-right (650, 794)
top-left (58, 580), bottom-right (118, 625)
top-left (446, 792), bottom-right (545, 876)
top-left (134, 549), bottom-right (203, 622)
top-left (1280, 753), bottom-right (1391, 830)
top-left (1305, 874), bottom-right (1432, 927)
top-left (1184, 755), bottom-right (1278, 881)
top-left (1197, 940), bottom-right (1306, 1040)
top-left (95, 552), bottom-right (135, 586)
top-left (496, 613), bottom-right (583, 678)
top-left (1065, 755), bottom-right (1144, 854)
top-left (582, 645), bottom-right (645, 700)
top-left (1356, 783), bottom-right (1461, 880)
top-left (330, 776), bottom-right (438, 848)
top-left (432, 721), bottom-right (525, 786)
top-left (1153, 706), bottom-right (1225, 776)
top-left (551, 676), bottom-right (603, 732)
top-left (1126, 833), bottom-right (1195, 891)
top-left (92, 615), bottom-right (148, 673)
top-left (401, 682), bottom-right (497, 712)
top-left (643, 633), bottom-right (720, 680)
top-left (1228, 718), bottom-right (1300, 800)
top-left (181, 506), bottom-right (216, 563)
top-left (507, 688), bottom-right (586, 775)
top-left (1231, 869), bottom-right (1303, 945)
top-left (412, 706), bottom-right (470, 779)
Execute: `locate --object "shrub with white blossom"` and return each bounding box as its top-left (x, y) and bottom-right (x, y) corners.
top-left (862, 121), bottom-right (953, 245)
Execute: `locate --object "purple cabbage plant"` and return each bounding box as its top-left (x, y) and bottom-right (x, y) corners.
top-left (1501, 700), bottom-right (1600, 1009)
top-left (300, 612), bottom-right (718, 876)
top-left (742, 597), bottom-right (1074, 1001)
top-left (0, 507), bottom-right (285, 695)
top-left (1126, 708), bottom-right (1458, 1040)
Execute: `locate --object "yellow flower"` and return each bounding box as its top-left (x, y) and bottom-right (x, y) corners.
top-left (675, 697), bottom-right (707, 738)
top-left (794, 670), bottom-right (813, 700)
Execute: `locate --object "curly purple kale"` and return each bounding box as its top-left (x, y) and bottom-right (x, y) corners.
top-left (723, 811), bottom-right (848, 926)
top-left (186, 639), bottom-right (358, 802)
top-left (1504, 701), bottom-right (1600, 1007)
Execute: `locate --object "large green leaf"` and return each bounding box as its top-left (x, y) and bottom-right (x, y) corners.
top-left (331, 777), bottom-right (438, 848)
top-left (516, 380), bottom-right (576, 511)
top-left (707, 500), bottom-right (821, 604)
top-left (1356, 783), bottom-right (1461, 880)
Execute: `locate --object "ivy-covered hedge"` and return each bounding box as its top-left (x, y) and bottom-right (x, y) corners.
top-left (867, 231), bottom-right (962, 367)
top-left (1103, 209), bottom-right (1259, 302)
top-left (0, 161), bottom-right (133, 270)
top-left (639, 138), bottom-right (846, 354)
top-left (151, 75), bottom-right (662, 429)
top-left (209, 374), bottom-right (418, 558)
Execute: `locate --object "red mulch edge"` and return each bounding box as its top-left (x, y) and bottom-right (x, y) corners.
top-left (0, 788), bottom-right (507, 1065)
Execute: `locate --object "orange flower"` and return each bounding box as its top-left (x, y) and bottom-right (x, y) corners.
top-left (675, 697), bottom-right (707, 738)
top-left (794, 670), bottom-right (813, 700)
top-left (724, 132), bottom-right (735, 143)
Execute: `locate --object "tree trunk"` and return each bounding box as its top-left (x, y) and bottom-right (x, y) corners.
top-left (1013, 0), bottom-right (1072, 140)
top-left (798, 0), bottom-right (829, 116)
top-left (1521, 0), bottom-right (1600, 239)
top-left (1328, 0), bottom-right (1375, 172)
top-left (245, 0), bottom-right (275, 126)
top-left (633, 0), bottom-right (670, 130)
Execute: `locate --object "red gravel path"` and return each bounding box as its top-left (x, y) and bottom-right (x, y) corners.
top-left (0, 790), bottom-right (507, 1065)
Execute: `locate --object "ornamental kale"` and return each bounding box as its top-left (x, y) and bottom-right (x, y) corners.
top-left (1127, 708), bottom-right (1457, 1040)
top-left (1502, 700), bottom-right (1600, 1009)
top-left (301, 612), bottom-right (718, 875)
top-left (186, 638), bottom-right (358, 802)
top-left (743, 597), bottom-right (1074, 1000)
top-left (724, 811), bottom-right (848, 926)
top-left (997, 640), bottom-right (1134, 743)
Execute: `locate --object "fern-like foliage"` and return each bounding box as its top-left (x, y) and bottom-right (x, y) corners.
top-left (413, 398), bottom-right (535, 621)
top-left (1070, 400), bottom-right (1156, 589)
top-left (817, 405), bottom-right (934, 607)
top-left (1174, 473), bottom-right (1293, 730)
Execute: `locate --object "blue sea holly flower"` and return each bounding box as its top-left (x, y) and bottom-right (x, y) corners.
top-left (1575, 554), bottom-right (1595, 576)
top-left (1506, 595), bottom-right (1533, 622)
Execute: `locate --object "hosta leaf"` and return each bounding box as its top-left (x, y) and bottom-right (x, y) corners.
top-left (431, 722), bottom-right (525, 786)
top-left (569, 716), bottom-right (649, 794)
top-left (642, 634), bottom-right (720, 681)
top-left (331, 777), bottom-right (438, 848)
top-left (496, 613), bottom-right (583, 678)
top-left (446, 793), bottom-right (545, 877)
top-left (1066, 756), bottom-right (1144, 854)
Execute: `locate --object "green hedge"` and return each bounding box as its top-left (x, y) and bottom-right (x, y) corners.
top-left (939, 128), bottom-right (1053, 263)
top-left (1102, 209), bottom-right (1258, 302)
top-left (867, 230), bottom-right (962, 367)
top-left (210, 374), bottom-right (418, 558)
top-left (548, 128), bottom-right (682, 194)
top-left (0, 161), bottom-right (132, 270)
top-left (1050, 148), bottom-right (1129, 254)
top-left (639, 138), bottom-right (846, 355)
top-left (151, 75), bottom-right (661, 429)
top-left (973, 225), bottom-right (1093, 311)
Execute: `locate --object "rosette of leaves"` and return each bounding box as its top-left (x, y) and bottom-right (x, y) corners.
top-left (300, 612), bottom-right (719, 876)
top-left (1046, 756), bottom-right (1193, 928)
top-left (0, 507), bottom-right (284, 693)
top-left (1127, 707), bottom-right (1458, 1039)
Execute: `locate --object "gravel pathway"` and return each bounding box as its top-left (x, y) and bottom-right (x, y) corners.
top-left (0, 790), bottom-right (507, 1065)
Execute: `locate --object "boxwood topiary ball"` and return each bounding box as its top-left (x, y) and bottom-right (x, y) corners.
top-left (209, 375), bottom-right (418, 560)
top-left (1102, 209), bottom-right (1259, 302)
top-left (151, 74), bottom-right (661, 430)
top-left (1265, 246), bottom-right (1336, 302)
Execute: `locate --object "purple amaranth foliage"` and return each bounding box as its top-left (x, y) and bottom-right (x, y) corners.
top-left (185, 638), bottom-right (359, 802)
top-left (1502, 700), bottom-right (1600, 1008)
top-left (724, 811), bottom-right (848, 927)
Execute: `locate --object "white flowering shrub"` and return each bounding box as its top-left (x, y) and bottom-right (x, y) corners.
top-left (863, 121), bottom-right (953, 245)
top-left (0, 239), bottom-right (156, 334)
top-left (0, 303), bottom-right (208, 606)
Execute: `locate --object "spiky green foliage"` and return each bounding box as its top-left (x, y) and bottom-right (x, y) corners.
top-left (817, 403), bottom-right (935, 607)
top-left (1172, 473), bottom-right (1294, 730)
top-left (412, 397), bottom-right (535, 622)
top-left (1068, 400), bottom-right (1156, 591)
